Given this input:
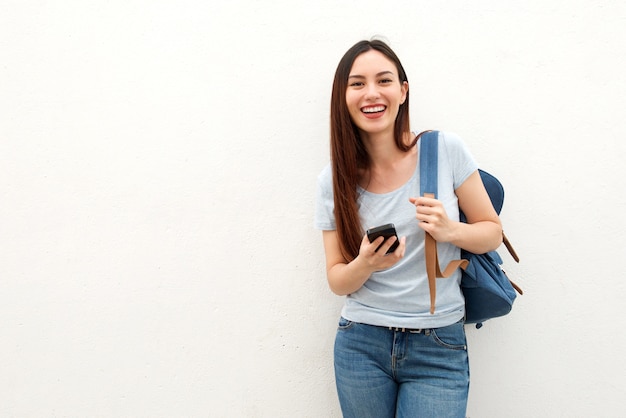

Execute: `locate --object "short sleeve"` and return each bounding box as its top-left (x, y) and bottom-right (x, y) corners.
top-left (440, 131), bottom-right (479, 190)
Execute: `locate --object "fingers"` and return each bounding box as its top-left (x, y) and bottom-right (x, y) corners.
top-left (409, 195), bottom-right (437, 206)
top-left (410, 196), bottom-right (442, 207)
top-left (379, 235), bottom-right (399, 254)
top-left (361, 233), bottom-right (384, 255)
top-left (359, 233), bottom-right (405, 269)
top-left (410, 196), bottom-right (443, 224)
top-left (364, 234), bottom-right (398, 255)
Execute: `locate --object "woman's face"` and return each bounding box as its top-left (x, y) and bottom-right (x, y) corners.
top-left (345, 49), bottom-right (408, 137)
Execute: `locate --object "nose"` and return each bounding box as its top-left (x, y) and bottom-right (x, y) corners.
top-left (364, 83), bottom-right (380, 100)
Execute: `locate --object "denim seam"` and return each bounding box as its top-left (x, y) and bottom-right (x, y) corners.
top-left (430, 329), bottom-right (467, 351)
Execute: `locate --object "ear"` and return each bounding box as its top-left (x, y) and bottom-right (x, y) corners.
top-left (400, 81), bottom-right (408, 104)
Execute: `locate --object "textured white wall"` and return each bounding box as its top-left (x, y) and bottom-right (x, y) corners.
top-left (2, 1), bottom-right (625, 417)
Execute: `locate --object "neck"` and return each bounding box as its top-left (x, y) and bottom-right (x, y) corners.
top-left (358, 131), bottom-right (417, 193)
top-left (361, 130), bottom-right (413, 168)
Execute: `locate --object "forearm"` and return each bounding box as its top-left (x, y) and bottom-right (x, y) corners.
top-left (449, 220), bottom-right (502, 254)
top-left (327, 255), bottom-right (375, 296)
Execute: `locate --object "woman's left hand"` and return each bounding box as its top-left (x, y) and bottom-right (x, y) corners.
top-left (409, 195), bottom-right (455, 242)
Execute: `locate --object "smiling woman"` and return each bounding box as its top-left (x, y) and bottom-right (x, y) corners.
top-left (328, 40), bottom-right (414, 262)
top-left (346, 56), bottom-right (407, 138)
top-left (314, 39), bottom-right (503, 418)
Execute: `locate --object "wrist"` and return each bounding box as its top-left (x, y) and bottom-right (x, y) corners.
top-left (351, 253), bottom-right (375, 279)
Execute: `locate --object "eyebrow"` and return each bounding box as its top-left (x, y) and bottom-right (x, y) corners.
top-left (348, 71), bottom-right (395, 79)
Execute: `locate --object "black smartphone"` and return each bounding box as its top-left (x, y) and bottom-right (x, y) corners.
top-left (366, 223), bottom-right (399, 254)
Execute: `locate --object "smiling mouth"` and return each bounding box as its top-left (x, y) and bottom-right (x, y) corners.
top-left (361, 105), bottom-right (386, 114)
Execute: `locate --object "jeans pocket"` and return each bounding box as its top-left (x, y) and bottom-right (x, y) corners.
top-left (337, 316), bottom-right (354, 330)
top-left (431, 321), bottom-right (467, 350)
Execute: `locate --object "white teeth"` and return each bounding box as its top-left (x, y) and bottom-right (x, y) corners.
top-left (362, 106), bottom-right (385, 113)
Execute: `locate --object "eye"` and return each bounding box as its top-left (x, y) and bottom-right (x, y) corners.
top-left (349, 81), bottom-right (364, 87)
top-left (379, 78), bottom-right (393, 84)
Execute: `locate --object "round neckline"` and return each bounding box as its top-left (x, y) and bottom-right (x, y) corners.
top-left (357, 139), bottom-right (419, 197)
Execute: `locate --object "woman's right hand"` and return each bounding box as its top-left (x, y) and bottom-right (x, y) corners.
top-left (356, 233), bottom-right (406, 272)
top-left (322, 230), bottom-right (406, 296)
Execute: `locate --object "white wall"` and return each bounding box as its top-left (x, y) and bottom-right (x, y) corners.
top-left (2, 1), bottom-right (625, 417)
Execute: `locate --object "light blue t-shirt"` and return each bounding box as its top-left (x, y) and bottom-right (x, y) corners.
top-left (314, 131), bottom-right (478, 328)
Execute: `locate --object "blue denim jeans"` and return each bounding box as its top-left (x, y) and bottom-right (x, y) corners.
top-left (334, 317), bottom-right (469, 418)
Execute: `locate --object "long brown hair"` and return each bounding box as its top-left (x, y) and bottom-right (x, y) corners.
top-left (330, 39), bottom-right (414, 261)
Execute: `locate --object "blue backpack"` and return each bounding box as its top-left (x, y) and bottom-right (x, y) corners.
top-left (419, 131), bottom-right (522, 328)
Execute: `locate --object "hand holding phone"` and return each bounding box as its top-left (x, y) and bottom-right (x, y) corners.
top-left (366, 223), bottom-right (399, 255)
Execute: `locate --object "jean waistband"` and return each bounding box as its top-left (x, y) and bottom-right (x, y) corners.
top-left (387, 327), bottom-right (426, 334)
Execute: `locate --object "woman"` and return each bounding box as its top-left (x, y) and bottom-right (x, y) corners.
top-left (314, 39), bottom-right (502, 417)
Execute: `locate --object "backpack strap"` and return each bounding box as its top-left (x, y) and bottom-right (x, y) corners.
top-left (419, 131), bottom-right (439, 198)
top-left (503, 233), bottom-right (520, 263)
top-left (419, 131), bottom-right (468, 314)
